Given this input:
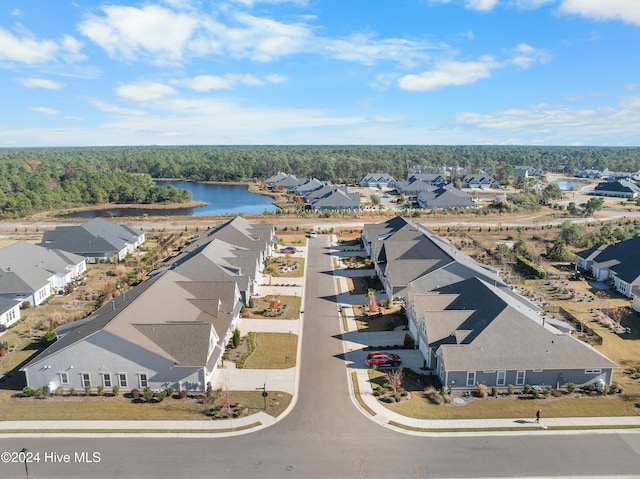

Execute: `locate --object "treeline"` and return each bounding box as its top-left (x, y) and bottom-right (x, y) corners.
top-left (0, 159), bottom-right (191, 219)
top-left (2, 145), bottom-right (640, 185)
top-left (1, 145), bottom-right (640, 218)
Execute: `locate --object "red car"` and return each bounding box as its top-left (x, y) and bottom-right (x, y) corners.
top-left (365, 351), bottom-right (402, 369)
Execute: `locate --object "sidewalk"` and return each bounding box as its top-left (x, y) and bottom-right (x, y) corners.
top-left (1, 238), bottom-right (640, 437)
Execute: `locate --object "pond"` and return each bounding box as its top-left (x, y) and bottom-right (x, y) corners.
top-left (555, 180), bottom-right (589, 191)
top-left (65, 180), bottom-right (277, 218)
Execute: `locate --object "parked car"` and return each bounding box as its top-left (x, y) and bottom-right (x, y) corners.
top-left (279, 246), bottom-right (297, 254)
top-left (308, 232), bottom-right (317, 238)
top-left (365, 351), bottom-right (402, 369)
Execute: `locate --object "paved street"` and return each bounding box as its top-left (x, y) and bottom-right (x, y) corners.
top-left (1, 234), bottom-right (640, 478)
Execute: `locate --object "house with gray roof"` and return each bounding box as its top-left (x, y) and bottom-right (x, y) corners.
top-left (40, 218), bottom-right (145, 263)
top-left (363, 216), bottom-right (616, 389)
top-left (0, 242), bottom-right (86, 308)
top-left (417, 186), bottom-right (474, 209)
top-left (396, 174), bottom-right (446, 195)
top-left (514, 165), bottom-right (540, 178)
top-left (461, 174), bottom-right (499, 189)
top-left (264, 172), bottom-right (304, 190)
top-left (359, 173), bottom-right (397, 189)
top-left (293, 178), bottom-right (325, 195)
top-left (592, 179), bottom-right (640, 198)
top-left (0, 297), bottom-right (21, 330)
top-left (21, 217), bottom-right (273, 394)
top-left (575, 237), bottom-right (640, 298)
top-left (407, 277), bottom-right (617, 390)
top-left (308, 187), bottom-right (360, 211)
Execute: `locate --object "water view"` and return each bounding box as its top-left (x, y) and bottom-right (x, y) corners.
top-left (66, 180), bottom-right (277, 218)
top-left (556, 180), bottom-right (589, 191)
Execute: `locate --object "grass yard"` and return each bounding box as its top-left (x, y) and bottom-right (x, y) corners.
top-left (354, 308), bottom-right (406, 332)
top-left (367, 370), bottom-right (639, 419)
top-left (0, 389), bottom-right (292, 420)
top-left (276, 233), bottom-right (307, 246)
top-left (349, 276), bottom-right (383, 295)
top-left (244, 295), bottom-right (301, 319)
top-left (267, 257), bottom-right (305, 278)
top-left (245, 332), bottom-right (298, 369)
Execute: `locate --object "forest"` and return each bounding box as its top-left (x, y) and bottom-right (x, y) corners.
top-left (1, 145), bottom-right (639, 219)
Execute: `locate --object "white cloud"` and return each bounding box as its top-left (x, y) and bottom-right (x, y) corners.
top-left (457, 97), bottom-right (640, 142)
top-left (78, 5), bottom-right (198, 64)
top-left (0, 28), bottom-right (59, 64)
top-left (466, 0), bottom-right (500, 11)
top-left (116, 82), bottom-right (177, 102)
top-left (89, 99), bottom-right (147, 116)
top-left (18, 78), bottom-right (64, 90)
top-left (559, 0), bottom-right (640, 27)
top-left (398, 56), bottom-right (500, 91)
top-left (29, 107), bottom-right (60, 116)
top-left (173, 73), bottom-right (286, 91)
top-left (230, 0), bottom-right (309, 6)
top-left (508, 43), bottom-right (552, 68)
top-left (10, 9), bottom-right (22, 17)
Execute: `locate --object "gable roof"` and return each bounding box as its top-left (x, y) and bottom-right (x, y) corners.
top-left (576, 236), bottom-right (640, 284)
top-left (40, 218), bottom-right (143, 255)
top-left (412, 277), bottom-right (617, 371)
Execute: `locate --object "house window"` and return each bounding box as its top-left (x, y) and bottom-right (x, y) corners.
top-left (139, 373), bottom-right (148, 388)
top-left (585, 369), bottom-right (602, 374)
top-left (102, 373), bottom-right (112, 388)
top-left (466, 371), bottom-right (476, 387)
top-left (117, 373), bottom-right (128, 388)
top-left (532, 369), bottom-right (543, 373)
top-left (81, 373), bottom-right (91, 388)
top-left (496, 371), bottom-right (506, 386)
top-left (59, 372), bottom-right (69, 385)
top-left (516, 370), bottom-right (526, 386)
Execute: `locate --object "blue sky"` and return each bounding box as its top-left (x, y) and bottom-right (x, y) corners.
top-left (1, 0), bottom-right (639, 147)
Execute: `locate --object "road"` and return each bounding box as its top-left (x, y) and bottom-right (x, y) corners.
top-left (1, 234), bottom-right (640, 478)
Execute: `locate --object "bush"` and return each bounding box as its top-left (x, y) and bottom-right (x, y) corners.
top-left (475, 383), bottom-right (488, 398)
top-left (97, 385), bottom-right (105, 396)
top-left (131, 388), bottom-right (141, 399)
top-left (523, 384), bottom-right (533, 395)
top-left (490, 386), bottom-right (498, 397)
top-left (112, 385), bottom-right (120, 397)
top-left (70, 388), bottom-right (77, 396)
top-left (55, 386), bottom-right (64, 396)
top-left (566, 382), bottom-right (576, 393)
top-left (232, 328), bottom-right (241, 349)
top-left (165, 386), bottom-right (175, 397)
top-left (84, 385), bottom-right (91, 396)
top-left (179, 390), bottom-right (188, 400)
top-left (507, 384), bottom-right (515, 395)
top-left (143, 386), bottom-right (154, 402)
top-left (22, 386), bottom-right (35, 397)
top-left (156, 390), bottom-right (167, 402)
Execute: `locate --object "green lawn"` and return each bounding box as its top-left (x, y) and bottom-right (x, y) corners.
top-left (245, 295), bottom-right (301, 319)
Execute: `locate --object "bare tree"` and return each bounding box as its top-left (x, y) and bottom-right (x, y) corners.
top-left (385, 368), bottom-right (404, 397)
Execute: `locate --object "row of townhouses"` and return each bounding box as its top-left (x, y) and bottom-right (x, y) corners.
top-left (20, 217), bottom-right (275, 393)
top-left (362, 216), bottom-right (617, 391)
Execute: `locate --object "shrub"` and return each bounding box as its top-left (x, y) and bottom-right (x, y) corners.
top-left (112, 385), bottom-right (120, 397)
top-left (22, 386), bottom-right (35, 397)
top-left (423, 386), bottom-right (443, 405)
top-left (490, 386), bottom-right (498, 397)
top-left (165, 386), bottom-right (175, 397)
top-left (475, 383), bottom-right (488, 398)
top-left (97, 385), bottom-right (105, 396)
top-left (84, 385), bottom-right (91, 396)
top-left (143, 386), bottom-right (154, 402)
top-left (70, 388), bottom-right (77, 396)
top-left (55, 386), bottom-right (64, 396)
top-left (131, 388), bottom-right (141, 399)
top-left (179, 390), bottom-right (188, 400)
top-left (543, 386), bottom-right (552, 397)
top-left (232, 328), bottom-right (241, 349)
top-left (566, 382), bottom-right (576, 393)
top-left (523, 384), bottom-right (532, 395)
top-left (507, 384), bottom-right (515, 395)
top-left (156, 390), bottom-right (167, 402)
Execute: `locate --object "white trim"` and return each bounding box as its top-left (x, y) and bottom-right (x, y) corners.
top-left (496, 370), bottom-right (506, 386)
top-left (59, 372), bottom-right (69, 385)
top-left (138, 373), bottom-right (148, 388)
top-left (466, 371), bottom-right (476, 387)
top-left (516, 370), bottom-right (526, 386)
top-left (81, 372), bottom-right (91, 388)
top-left (102, 372), bottom-right (112, 388)
top-left (117, 372), bottom-right (128, 388)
